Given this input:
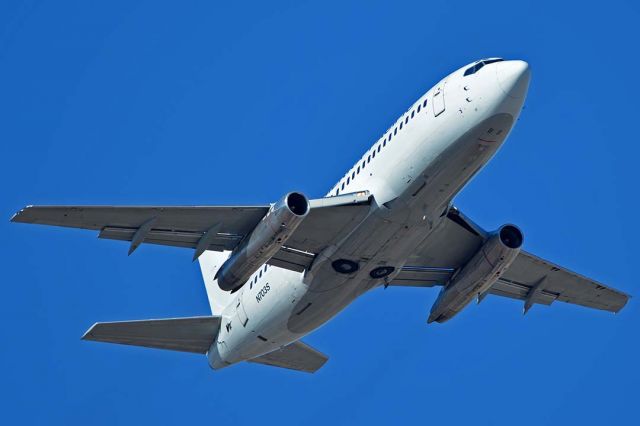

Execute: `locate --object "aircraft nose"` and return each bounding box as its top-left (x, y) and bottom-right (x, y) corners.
top-left (496, 60), bottom-right (530, 99)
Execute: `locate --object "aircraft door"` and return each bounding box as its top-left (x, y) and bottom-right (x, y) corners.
top-left (432, 81), bottom-right (446, 117)
top-left (236, 291), bottom-right (249, 327)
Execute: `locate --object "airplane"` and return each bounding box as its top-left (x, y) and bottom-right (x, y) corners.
top-left (11, 58), bottom-right (630, 373)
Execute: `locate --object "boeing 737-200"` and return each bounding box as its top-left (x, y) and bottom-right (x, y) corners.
top-left (12, 59), bottom-right (630, 373)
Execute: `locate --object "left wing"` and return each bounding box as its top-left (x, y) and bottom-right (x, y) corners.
top-left (493, 250), bottom-right (629, 313)
top-left (11, 192), bottom-right (372, 272)
top-left (248, 340), bottom-right (328, 373)
top-left (392, 207), bottom-right (630, 314)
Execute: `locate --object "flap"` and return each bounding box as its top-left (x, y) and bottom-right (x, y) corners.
top-left (391, 266), bottom-right (454, 287)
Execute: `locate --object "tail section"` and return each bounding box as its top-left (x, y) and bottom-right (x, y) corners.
top-left (198, 250), bottom-right (236, 315)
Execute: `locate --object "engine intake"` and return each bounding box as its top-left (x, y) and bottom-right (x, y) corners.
top-left (499, 224), bottom-right (523, 249)
top-left (215, 192), bottom-right (309, 292)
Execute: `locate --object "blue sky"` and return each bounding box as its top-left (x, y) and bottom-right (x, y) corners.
top-left (1, 1), bottom-right (639, 424)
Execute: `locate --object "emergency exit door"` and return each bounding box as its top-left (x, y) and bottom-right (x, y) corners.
top-left (433, 82), bottom-right (446, 117)
top-left (236, 291), bottom-right (249, 327)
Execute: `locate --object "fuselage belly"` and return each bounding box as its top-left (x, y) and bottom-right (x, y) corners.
top-left (209, 59), bottom-right (530, 369)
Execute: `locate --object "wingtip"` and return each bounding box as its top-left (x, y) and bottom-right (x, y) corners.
top-left (9, 205), bottom-right (31, 223)
top-left (81, 323), bottom-right (98, 340)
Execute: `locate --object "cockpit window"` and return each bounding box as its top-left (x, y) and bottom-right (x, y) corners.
top-left (464, 62), bottom-right (484, 76)
top-left (463, 58), bottom-right (504, 76)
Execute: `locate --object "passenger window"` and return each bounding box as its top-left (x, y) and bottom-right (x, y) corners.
top-left (383, 140), bottom-right (386, 147)
top-left (400, 122), bottom-right (403, 130)
top-left (405, 117), bottom-right (408, 124)
top-left (367, 155), bottom-right (371, 163)
top-left (377, 145), bottom-right (381, 153)
top-left (423, 99), bottom-right (427, 107)
top-left (259, 271), bottom-right (262, 278)
top-left (411, 110), bottom-right (415, 118)
top-left (372, 150), bottom-right (376, 158)
top-left (347, 177), bottom-right (350, 184)
top-left (362, 161), bottom-right (365, 169)
top-left (357, 166), bottom-right (360, 173)
top-left (335, 189), bottom-right (339, 196)
top-left (351, 171), bottom-right (355, 179)
top-left (418, 105), bottom-right (421, 113)
top-left (394, 128), bottom-right (397, 135)
top-left (341, 182), bottom-right (345, 190)
top-left (264, 265), bottom-right (267, 272)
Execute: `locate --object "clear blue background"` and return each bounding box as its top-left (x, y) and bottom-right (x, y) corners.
top-left (1, 1), bottom-right (638, 424)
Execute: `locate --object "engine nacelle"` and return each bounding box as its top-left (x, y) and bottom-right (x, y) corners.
top-left (216, 192), bottom-right (310, 292)
top-left (428, 224), bottom-right (523, 323)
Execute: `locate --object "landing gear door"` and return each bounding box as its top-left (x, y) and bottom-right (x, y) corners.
top-left (236, 291), bottom-right (249, 327)
top-left (433, 82), bottom-right (446, 117)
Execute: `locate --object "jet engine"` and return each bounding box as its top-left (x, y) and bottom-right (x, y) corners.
top-left (428, 224), bottom-right (523, 323)
top-left (215, 192), bottom-right (310, 292)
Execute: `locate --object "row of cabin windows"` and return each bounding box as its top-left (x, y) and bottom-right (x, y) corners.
top-left (333, 98), bottom-right (429, 196)
top-left (249, 264), bottom-right (269, 289)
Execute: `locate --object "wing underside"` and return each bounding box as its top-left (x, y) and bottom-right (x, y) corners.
top-left (494, 251), bottom-right (629, 313)
top-left (11, 198), bottom-right (629, 315)
top-left (393, 208), bottom-right (630, 314)
top-left (11, 192), bottom-right (372, 272)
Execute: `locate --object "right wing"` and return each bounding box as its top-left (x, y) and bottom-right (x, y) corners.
top-left (248, 340), bottom-right (328, 373)
top-left (82, 316), bottom-right (222, 354)
top-left (11, 191), bottom-right (372, 272)
top-left (12, 205), bottom-right (269, 251)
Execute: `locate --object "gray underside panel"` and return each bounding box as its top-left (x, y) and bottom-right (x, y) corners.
top-left (82, 316), bottom-right (221, 354)
top-left (392, 207), bottom-right (629, 313)
top-left (247, 340), bottom-right (328, 373)
top-left (11, 193), bottom-right (372, 273)
top-left (498, 251), bottom-right (629, 312)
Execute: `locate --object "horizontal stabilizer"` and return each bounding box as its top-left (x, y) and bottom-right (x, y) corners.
top-left (82, 316), bottom-right (221, 354)
top-left (248, 340), bottom-right (328, 373)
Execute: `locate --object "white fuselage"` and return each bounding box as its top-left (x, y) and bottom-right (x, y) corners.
top-left (208, 59), bottom-right (531, 370)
